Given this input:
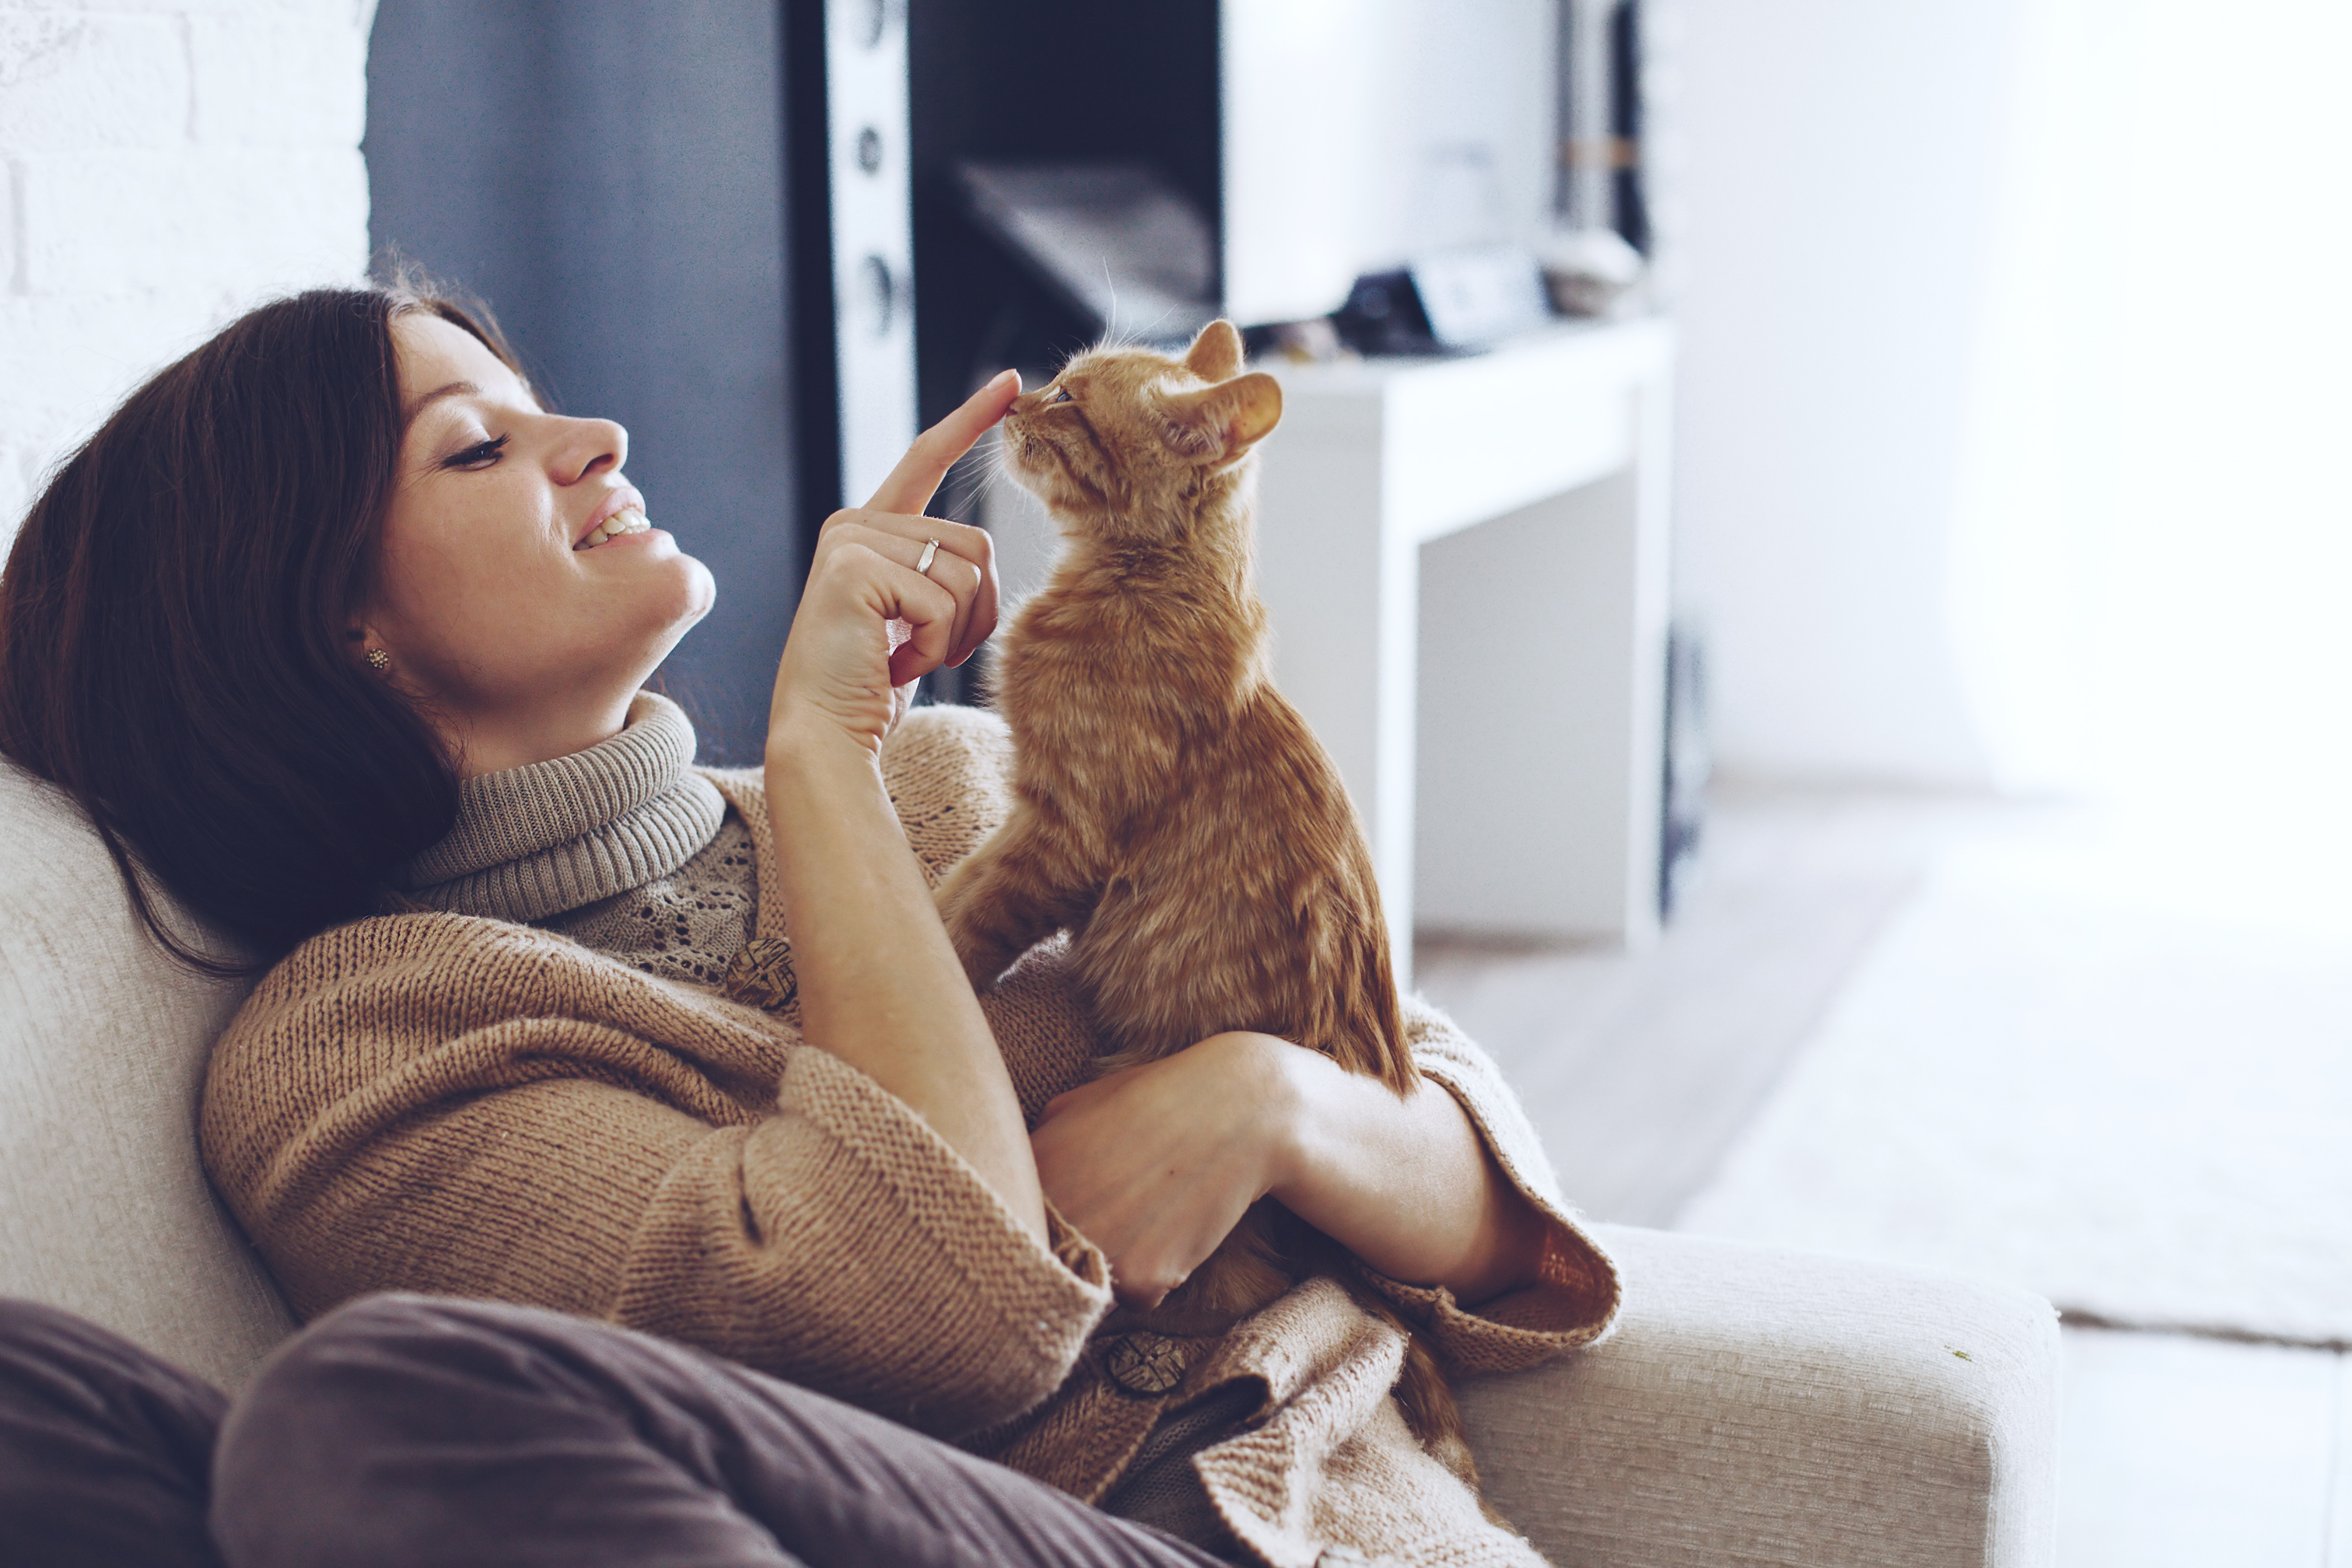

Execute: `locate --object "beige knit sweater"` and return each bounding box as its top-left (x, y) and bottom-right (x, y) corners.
top-left (201, 704), bottom-right (1620, 1568)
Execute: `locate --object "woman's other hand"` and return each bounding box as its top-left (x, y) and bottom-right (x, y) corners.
top-left (767, 371), bottom-right (1016, 758)
top-left (1035, 1032), bottom-right (1551, 1311)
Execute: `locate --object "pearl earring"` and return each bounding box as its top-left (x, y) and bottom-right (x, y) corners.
top-left (364, 648), bottom-right (391, 675)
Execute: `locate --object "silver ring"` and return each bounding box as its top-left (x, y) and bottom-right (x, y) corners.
top-left (915, 538), bottom-right (940, 576)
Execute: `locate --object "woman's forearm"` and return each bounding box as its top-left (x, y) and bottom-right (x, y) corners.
top-left (1266, 1044), bottom-right (1549, 1304)
top-left (765, 726), bottom-right (1047, 1243)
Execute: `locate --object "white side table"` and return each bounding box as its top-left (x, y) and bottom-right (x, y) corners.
top-left (1252, 319), bottom-right (1675, 978)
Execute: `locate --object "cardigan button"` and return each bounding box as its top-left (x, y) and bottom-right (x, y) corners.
top-left (1102, 1331), bottom-right (1188, 1396)
top-left (722, 936), bottom-right (796, 1012)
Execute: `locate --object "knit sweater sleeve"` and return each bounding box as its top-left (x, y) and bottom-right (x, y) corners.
top-left (199, 914), bottom-right (1111, 1440)
top-left (1353, 997), bottom-right (1622, 1372)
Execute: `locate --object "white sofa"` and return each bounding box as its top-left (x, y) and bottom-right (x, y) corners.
top-left (0, 758), bottom-right (2059, 1565)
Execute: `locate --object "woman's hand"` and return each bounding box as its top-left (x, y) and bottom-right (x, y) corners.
top-left (762, 369), bottom-right (1049, 1245)
top-left (1035, 1033), bottom-right (1552, 1311)
top-left (1030, 1034), bottom-right (1300, 1310)
top-left (767, 370), bottom-right (1017, 760)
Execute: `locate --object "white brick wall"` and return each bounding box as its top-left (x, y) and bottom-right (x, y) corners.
top-left (0, 0), bottom-right (375, 548)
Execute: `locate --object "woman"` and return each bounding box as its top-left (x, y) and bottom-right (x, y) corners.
top-left (0, 283), bottom-right (1618, 1566)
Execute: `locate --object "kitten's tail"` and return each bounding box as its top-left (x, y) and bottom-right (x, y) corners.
top-left (1388, 1314), bottom-right (1515, 1528)
top-left (1394, 1333), bottom-right (1476, 1479)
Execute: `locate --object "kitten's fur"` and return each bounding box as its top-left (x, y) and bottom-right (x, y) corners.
top-left (935, 320), bottom-right (1478, 1490)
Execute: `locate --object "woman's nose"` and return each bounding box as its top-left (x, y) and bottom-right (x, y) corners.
top-left (554, 415), bottom-right (628, 482)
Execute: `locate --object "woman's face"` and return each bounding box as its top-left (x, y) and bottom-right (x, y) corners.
top-left (363, 313), bottom-right (716, 773)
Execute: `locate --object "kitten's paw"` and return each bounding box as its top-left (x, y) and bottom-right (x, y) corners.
top-left (936, 900), bottom-right (1007, 992)
top-left (956, 926), bottom-right (1022, 992)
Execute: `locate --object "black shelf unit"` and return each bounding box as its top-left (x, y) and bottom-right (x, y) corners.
top-left (908, 2), bottom-right (1220, 429)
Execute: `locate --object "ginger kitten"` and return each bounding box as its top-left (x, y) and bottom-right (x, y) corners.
top-left (935, 320), bottom-right (1478, 1487)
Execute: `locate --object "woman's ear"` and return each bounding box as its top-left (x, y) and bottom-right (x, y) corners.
top-left (347, 620), bottom-right (391, 673)
top-left (1182, 319), bottom-right (1244, 383)
top-left (1164, 372), bottom-right (1283, 464)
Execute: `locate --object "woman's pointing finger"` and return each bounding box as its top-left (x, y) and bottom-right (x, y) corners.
top-left (862, 369), bottom-right (1020, 517)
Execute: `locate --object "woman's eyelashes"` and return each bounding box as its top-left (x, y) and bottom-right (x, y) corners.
top-left (443, 433), bottom-right (510, 470)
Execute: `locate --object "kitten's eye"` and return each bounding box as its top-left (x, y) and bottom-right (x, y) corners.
top-left (1045, 387), bottom-right (1073, 405)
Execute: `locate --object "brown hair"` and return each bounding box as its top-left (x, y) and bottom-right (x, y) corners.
top-left (0, 283), bottom-right (523, 971)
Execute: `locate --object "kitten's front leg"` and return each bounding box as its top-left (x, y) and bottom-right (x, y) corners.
top-left (933, 803), bottom-right (1090, 992)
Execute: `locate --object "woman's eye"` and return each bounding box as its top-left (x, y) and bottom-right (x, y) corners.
top-left (445, 434), bottom-right (509, 469)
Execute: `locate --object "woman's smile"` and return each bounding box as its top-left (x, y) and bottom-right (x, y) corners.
top-left (575, 506), bottom-right (653, 551)
top-left (571, 480), bottom-right (656, 551)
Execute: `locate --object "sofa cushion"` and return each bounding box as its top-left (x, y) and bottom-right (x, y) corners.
top-left (0, 760), bottom-right (295, 1389)
top-left (1458, 1223), bottom-right (2060, 1567)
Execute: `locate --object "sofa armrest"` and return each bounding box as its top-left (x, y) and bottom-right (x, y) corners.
top-left (1459, 1224), bottom-right (2058, 1568)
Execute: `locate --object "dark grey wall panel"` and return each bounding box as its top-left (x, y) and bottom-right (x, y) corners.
top-left (365, 0), bottom-right (799, 762)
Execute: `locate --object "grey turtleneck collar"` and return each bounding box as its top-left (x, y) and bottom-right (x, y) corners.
top-left (399, 691), bottom-right (728, 922)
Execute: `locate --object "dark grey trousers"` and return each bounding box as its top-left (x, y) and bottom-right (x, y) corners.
top-left (0, 1295), bottom-right (1231, 1568)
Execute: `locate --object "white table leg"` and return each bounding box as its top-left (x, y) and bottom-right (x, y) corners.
top-left (1256, 324), bottom-right (1675, 956)
top-left (1416, 460), bottom-right (1664, 945)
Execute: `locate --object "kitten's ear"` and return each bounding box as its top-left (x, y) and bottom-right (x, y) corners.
top-left (1183, 319), bottom-right (1244, 383)
top-left (1165, 371), bottom-right (1283, 462)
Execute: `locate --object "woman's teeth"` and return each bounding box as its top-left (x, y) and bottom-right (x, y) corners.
top-left (576, 507), bottom-right (651, 551)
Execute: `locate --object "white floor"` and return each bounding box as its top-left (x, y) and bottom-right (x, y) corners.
top-left (1415, 782), bottom-right (2352, 1566)
top-left (2059, 1327), bottom-right (2351, 1568)
top-left (1675, 842), bottom-right (2352, 1345)
top-left (1414, 782), bottom-right (2007, 1226)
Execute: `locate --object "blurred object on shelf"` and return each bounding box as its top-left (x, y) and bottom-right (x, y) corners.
top-left (1245, 317), bottom-right (1351, 366)
top-left (1540, 226), bottom-right (1650, 319)
top-left (1330, 268), bottom-right (1440, 357)
top-left (1411, 247), bottom-right (1556, 348)
top-left (1331, 247), bottom-right (1559, 358)
top-left (954, 161), bottom-right (1217, 348)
